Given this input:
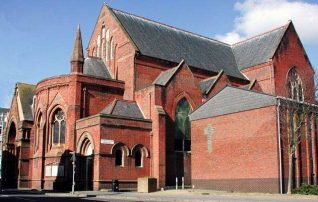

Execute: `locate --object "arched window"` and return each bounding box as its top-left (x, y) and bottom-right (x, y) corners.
top-left (135, 149), bottom-right (142, 167)
top-left (287, 68), bottom-right (303, 101)
top-left (106, 29), bottom-right (110, 61)
top-left (35, 113), bottom-right (42, 150)
top-left (52, 109), bottom-right (66, 145)
top-left (101, 25), bottom-right (106, 62)
top-left (115, 149), bottom-right (123, 166)
top-left (97, 34), bottom-right (101, 57)
top-left (174, 98), bottom-right (192, 151)
top-left (110, 38), bottom-right (114, 60)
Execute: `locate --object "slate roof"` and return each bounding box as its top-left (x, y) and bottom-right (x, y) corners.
top-left (199, 70), bottom-right (224, 95)
top-left (0, 108), bottom-right (9, 114)
top-left (16, 83), bottom-right (36, 121)
top-left (190, 86), bottom-right (276, 121)
top-left (199, 77), bottom-right (217, 95)
top-left (153, 60), bottom-right (184, 86)
top-left (83, 57), bottom-right (112, 79)
top-left (110, 7), bottom-right (246, 80)
top-left (101, 99), bottom-right (144, 119)
top-left (232, 24), bottom-right (288, 70)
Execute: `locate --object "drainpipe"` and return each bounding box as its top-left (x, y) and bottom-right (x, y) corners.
top-left (277, 98), bottom-right (283, 194)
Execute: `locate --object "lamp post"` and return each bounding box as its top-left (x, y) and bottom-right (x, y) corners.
top-left (70, 151), bottom-right (76, 194)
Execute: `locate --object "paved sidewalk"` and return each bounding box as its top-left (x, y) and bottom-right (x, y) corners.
top-left (6, 188), bottom-right (317, 202)
top-left (79, 189), bottom-right (318, 202)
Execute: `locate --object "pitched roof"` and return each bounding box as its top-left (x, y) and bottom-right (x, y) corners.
top-left (101, 99), bottom-right (145, 119)
top-left (232, 24), bottom-right (288, 70)
top-left (199, 70), bottom-right (224, 95)
top-left (190, 86), bottom-right (276, 121)
top-left (16, 82), bottom-right (36, 121)
top-left (83, 57), bottom-right (112, 79)
top-left (153, 60), bottom-right (184, 86)
top-left (110, 7), bottom-right (246, 80)
top-left (199, 77), bottom-right (217, 95)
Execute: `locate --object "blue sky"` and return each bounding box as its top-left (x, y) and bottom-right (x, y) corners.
top-left (0, 0), bottom-right (317, 108)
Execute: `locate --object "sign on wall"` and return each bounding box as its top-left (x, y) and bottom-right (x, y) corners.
top-left (101, 139), bottom-right (114, 145)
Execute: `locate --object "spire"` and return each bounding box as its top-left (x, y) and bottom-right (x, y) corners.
top-left (71, 24), bottom-right (84, 73)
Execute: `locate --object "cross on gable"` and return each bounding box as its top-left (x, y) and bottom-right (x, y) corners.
top-left (204, 124), bottom-right (215, 154)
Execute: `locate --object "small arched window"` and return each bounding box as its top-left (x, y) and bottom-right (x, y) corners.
top-left (287, 68), bottom-right (303, 101)
top-left (115, 149), bottom-right (123, 166)
top-left (52, 109), bottom-right (66, 145)
top-left (106, 29), bottom-right (110, 61)
top-left (97, 34), bottom-right (101, 57)
top-left (110, 38), bottom-right (114, 60)
top-left (135, 149), bottom-right (142, 167)
top-left (35, 113), bottom-right (42, 150)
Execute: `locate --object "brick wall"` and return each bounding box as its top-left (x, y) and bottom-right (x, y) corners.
top-left (191, 106), bottom-right (280, 193)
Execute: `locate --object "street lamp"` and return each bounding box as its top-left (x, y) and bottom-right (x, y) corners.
top-left (70, 151), bottom-right (76, 194)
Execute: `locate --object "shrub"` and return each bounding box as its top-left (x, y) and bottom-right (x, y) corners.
top-left (293, 184), bottom-right (318, 195)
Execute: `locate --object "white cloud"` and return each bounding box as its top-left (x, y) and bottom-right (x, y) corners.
top-left (215, 31), bottom-right (245, 45)
top-left (215, 0), bottom-right (318, 44)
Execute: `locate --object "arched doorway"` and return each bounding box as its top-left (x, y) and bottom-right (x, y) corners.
top-left (4, 122), bottom-right (19, 188)
top-left (174, 98), bottom-right (192, 186)
top-left (77, 136), bottom-right (94, 190)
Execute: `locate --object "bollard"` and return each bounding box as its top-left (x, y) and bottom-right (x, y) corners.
top-left (176, 177), bottom-right (178, 190)
top-left (182, 177), bottom-right (184, 190)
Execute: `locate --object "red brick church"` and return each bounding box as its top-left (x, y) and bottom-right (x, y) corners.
top-left (2, 4), bottom-right (318, 193)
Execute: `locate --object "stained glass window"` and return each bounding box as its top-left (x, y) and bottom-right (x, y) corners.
top-left (174, 98), bottom-right (192, 151)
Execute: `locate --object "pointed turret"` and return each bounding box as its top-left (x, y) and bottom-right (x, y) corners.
top-left (71, 25), bottom-right (84, 74)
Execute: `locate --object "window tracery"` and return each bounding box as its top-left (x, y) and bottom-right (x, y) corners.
top-left (287, 68), bottom-right (303, 101)
top-left (52, 109), bottom-right (66, 145)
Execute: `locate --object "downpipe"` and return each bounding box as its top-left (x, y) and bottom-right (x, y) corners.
top-left (277, 98), bottom-right (283, 194)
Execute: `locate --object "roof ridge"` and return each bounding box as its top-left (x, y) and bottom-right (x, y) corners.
top-left (201, 75), bottom-right (218, 82)
top-left (232, 23), bottom-right (289, 47)
top-left (117, 99), bottom-right (137, 104)
top-left (110, 7), bottom-right (231, 47)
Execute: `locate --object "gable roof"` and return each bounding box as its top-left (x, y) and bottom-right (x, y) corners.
top-left (109, 7), bottom-right (246, 80)
top-left (199, 70), bottom-right (224, 95)
top-left (101, 99), bottom-right (144, 119)
top-left (83, 57), bottom-right (112, 79)
top-left (16, 82), bottom-right (36, 121)
top-left (190, 86), bottom-right (276, 121)
top-left (153, 60), bottom-right (184, 86)
top-left (232, 23), bottom-right (289, 71)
